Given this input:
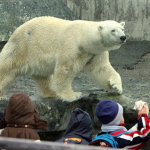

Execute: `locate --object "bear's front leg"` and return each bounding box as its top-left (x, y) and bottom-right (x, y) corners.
top-left (108, 72), bottom-right (122, 94)
top-left (51, 59), bottom-right (83, 101)
top-left (85, 52), bottom-right (122, 94)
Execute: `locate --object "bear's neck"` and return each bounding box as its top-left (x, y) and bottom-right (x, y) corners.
top-left (79, 41), bottom-right (110, 54)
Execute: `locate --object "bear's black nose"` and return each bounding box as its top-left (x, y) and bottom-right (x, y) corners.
top-left (120, 36), bottom-right (126, 41)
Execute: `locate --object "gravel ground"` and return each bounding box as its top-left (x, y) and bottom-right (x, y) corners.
top-left (118, 53), bottom-right (150, 81)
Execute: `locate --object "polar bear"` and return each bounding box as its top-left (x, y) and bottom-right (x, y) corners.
top-left (0, 16), bottom-right (126, 101)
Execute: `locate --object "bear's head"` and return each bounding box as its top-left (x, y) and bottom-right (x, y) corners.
top-left (98, 20), bottom-right (126, 51)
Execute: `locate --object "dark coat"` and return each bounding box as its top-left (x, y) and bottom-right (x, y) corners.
top-left (56, 108), bottom-right (93, 145)
top-left (0, 111), bottom-right (3, 120)
top-left (0, 92), bottom-right (47, 140)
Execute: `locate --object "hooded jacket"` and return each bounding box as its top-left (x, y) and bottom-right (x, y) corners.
top-left (0, 92), bottom-right (47, 140)
top-left (56, 108), bottom-right (93, 145)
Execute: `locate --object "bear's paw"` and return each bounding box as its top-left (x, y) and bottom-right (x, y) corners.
top-left (108, 79), bottom-right (122, 94)
top-left (0, 96), bottom-right (7, 101)
top-left (57, 91), bottom-right (82, 102)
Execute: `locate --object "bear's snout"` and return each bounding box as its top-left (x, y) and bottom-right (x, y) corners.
top-left (120, 36), bottom-right (126, 42)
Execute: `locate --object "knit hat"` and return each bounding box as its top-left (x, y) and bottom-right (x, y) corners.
top-left (95, 100), bottom-right (123, 125)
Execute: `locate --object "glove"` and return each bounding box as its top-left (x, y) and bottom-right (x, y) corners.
top-left (133, 100), bottom-right (149, 115)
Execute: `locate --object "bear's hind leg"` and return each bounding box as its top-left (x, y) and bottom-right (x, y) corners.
top-left (32, 75), bottom-right (56, 98)
top-left (0, 69), bottom-right (17, 100)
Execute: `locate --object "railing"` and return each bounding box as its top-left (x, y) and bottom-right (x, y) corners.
top-left (0, 137), bottom-right (126, 150)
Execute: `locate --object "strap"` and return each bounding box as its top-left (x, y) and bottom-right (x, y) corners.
top-left (7, 124), bottom-right (35, 128)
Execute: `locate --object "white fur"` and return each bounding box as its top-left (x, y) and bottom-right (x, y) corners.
top-left (0, 17), bottom-right (126, 101)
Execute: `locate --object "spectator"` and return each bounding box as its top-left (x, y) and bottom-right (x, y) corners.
top-left (0, 92), bottom-right (47, 141)
top-left (89, 100), bottom-right (150, 149)
top-left (56, 108), bottom-right (93, 145)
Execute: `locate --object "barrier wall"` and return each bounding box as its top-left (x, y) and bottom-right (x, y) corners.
top-left (0, 137), bottom-right (122, 150)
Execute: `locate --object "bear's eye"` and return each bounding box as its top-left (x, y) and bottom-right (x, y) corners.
top-left (111, 30), bottom-right (115, 32)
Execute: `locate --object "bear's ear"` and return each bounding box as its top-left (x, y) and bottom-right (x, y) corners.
top-left (120, 22), bottom-right (125, 27)
top-left (98, 25), bottom-right (103, 31)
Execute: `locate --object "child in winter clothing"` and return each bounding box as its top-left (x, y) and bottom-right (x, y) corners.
top-left (89, 100), bottom-right (150, 149)
top-left (56, 108), bottom-right (93, 145)
top-left (0, 92), bottom-right (47, 141)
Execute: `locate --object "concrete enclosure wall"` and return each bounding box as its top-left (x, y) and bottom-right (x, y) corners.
top-left (0, 0), bottom-right (77, 41)
top-left (1, 0), bottom-right (150, 41)
top-left (62, 0), bottom-right (150, 41)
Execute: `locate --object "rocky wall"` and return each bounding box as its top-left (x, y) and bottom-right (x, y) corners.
top-left (0, 0), bottom-right (77, 41)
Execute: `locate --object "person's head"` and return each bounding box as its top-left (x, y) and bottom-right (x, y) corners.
top-left (6, 92), bottom-right (36, 120)
top-left (58, 108), bottom-right (93, 145)
top-left (95, 100), bottom-right (124, 126)
top-left (4, 92), bottom-right (47, 129)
